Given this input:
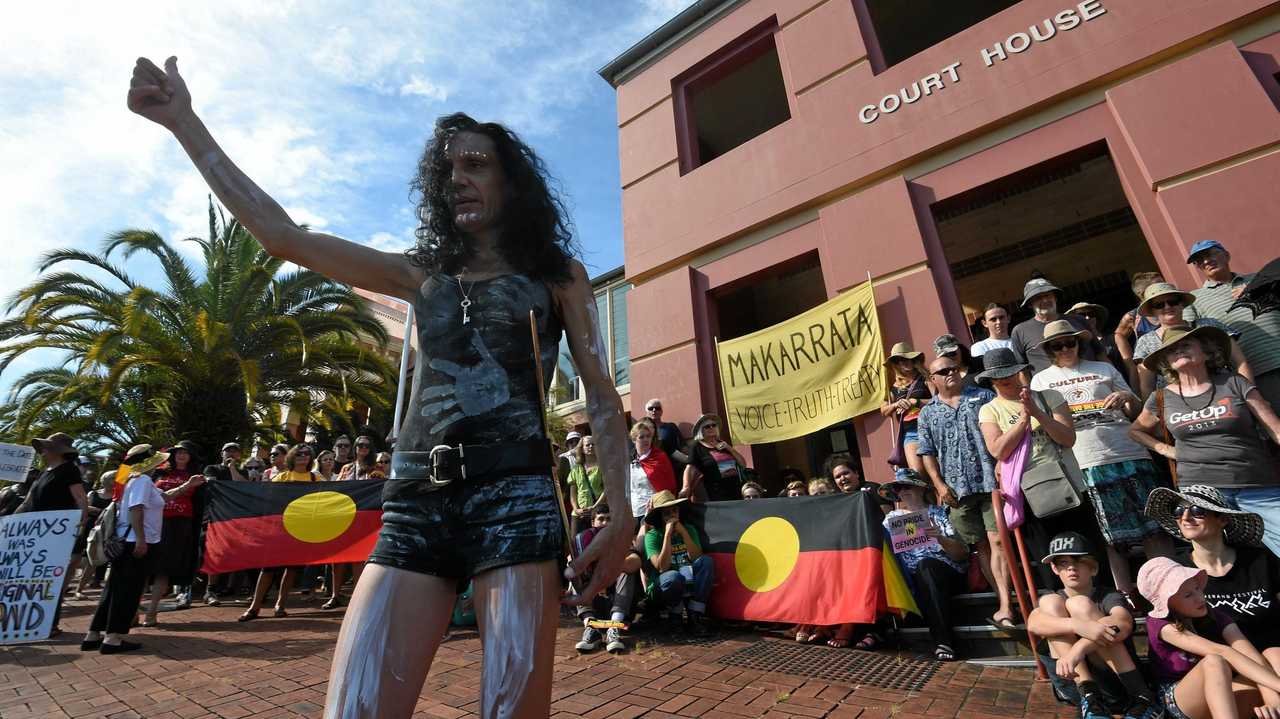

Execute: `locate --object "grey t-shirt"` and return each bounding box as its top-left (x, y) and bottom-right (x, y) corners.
top-left (1143, 374), bottom-right (1271, 488)
top-left (1030, 361), bottom-right (1148, 469)
top-left (1011, 314), bottom-right (1097, 372)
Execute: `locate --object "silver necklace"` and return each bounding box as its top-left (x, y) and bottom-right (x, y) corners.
top-left (455, 273), bottom-right (475, 325)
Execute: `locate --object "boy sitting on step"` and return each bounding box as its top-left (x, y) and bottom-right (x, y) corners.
top-left (1027, 531), bottom-right (1162, 719)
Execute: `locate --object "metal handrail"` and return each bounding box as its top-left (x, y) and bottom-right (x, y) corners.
top-left (990, 488), bottom-right (1048, 681)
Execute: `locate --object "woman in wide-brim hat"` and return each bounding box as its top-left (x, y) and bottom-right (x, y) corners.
top-left (681, 413), bottom-right (746, 503)
top-left (1145, 484), bottom-right (1280, 650)
top-left (880, 342), bottom-right (933, 475)
top-left (82, 444), bottom-right (203, 654)
top-left (1130, 282), bottom-right (1252, 399)
top-left (1130, 325), bottom-right (1280, 553)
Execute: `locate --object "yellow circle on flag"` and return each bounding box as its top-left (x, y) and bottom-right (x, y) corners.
top-left (734, 517), bottom-right (800, 593)
top-left (282, 491), bottom-right (357, 544)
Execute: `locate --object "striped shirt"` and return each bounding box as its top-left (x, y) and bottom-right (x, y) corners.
top-left (1185, 273), bottom-right (1280, 375)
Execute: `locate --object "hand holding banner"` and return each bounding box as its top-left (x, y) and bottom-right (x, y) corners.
top-left (716, 280), bottom-right (885, 445)
top-left (887, 509), bottom-right (939, 554)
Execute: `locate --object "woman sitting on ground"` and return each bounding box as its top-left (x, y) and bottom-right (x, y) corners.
top-left (882, 469), bottom-right (968, 661)
top-left (1138, 557), bottom-right (1280, 719)
top-left (241, 443), bottom-right (315, 621)
top-left (1147, 485), bottom-right (1280, 650)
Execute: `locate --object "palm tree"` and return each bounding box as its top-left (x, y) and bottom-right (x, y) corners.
top-left (1, 203), bottom-right (397, 455)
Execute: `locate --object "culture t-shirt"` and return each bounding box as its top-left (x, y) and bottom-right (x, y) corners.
top-left (25, 461), bottom-right (83, 512)
top-left (978, 391), bottom-right (1068, 471)
top-left (1178, 547), bottom-right (1280, 649)
top-left (1030, 361), bottom-right (1148, 469)
top-left (1146, 609), bottom-right (1235, 683)
top-left (1143, 374), bottom-right (1272, 488)
top-left (644, 523), bottom-right (702, 571)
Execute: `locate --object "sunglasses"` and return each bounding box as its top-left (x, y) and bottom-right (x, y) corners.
top-left (356, 443), bottom-right (372, 449)
top-left (646, 406), bottom-right (661, 411)
top-left (1149, 299), bottom-right (1182, 311)
top-left (702, 422), bottom-right (718, 429)
top-left (1174, 503), bottom-right (1213, 520)
top-left (1048, 340), bottom-right (1078, 352)
top-left (335, 443), bottom-right (351, 448)
top-left (931, 366), bottom-right (961, 377)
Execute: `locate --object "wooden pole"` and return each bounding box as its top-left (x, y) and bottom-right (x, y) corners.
top-left (528, 311), bottom-right (576, 559)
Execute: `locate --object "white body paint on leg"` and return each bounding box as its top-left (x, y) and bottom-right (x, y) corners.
top-left (474, 562), bottom-right (559, 719)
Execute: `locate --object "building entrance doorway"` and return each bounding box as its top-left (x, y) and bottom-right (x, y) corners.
top-left (930, 142), bottom-right (1160, 343)
top-left (712, 253), bottom-right (865, 494)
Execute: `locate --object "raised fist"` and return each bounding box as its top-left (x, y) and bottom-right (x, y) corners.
top-left (127, 56), bottom-right (192, 129)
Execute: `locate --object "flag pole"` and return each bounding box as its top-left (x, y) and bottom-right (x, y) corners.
top-left (391, 303), bottom-right (414, 442)
top-left (528, 311), bottom-right (576, 560)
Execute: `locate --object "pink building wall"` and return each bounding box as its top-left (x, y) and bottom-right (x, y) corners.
top-left (611, 0), bottom-right (1280, 483)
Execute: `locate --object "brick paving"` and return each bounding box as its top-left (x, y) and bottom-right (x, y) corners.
top-left (2, 592), bottom-right (1078, 719)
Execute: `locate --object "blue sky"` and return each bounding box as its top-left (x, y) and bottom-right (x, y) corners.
top-left (0, 0), bottom-right (693, 397)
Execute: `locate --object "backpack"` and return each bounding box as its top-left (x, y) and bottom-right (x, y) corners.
top-left (86, 500), bottom-right (125, 567)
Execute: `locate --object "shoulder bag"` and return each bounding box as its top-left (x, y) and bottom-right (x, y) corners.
top-left (1155, 389), bottom-right (1179, 487)
top-left (1018, 391), bottom-right (1086, 518)
top-left (86, 501), bottom-right (126, 567)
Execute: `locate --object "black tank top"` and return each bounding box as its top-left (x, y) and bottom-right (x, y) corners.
top-left (396, 273), bottom-right (563, 455)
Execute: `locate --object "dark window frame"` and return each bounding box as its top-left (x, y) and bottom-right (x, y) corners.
top-left (672, 16), bottom-right (787, 175)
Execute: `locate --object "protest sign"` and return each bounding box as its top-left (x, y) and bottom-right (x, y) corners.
top-left (0, 442), bottom-right (36, 484)
top-left (716, 281), bottom-right (885, 445)
top-left (886, 510), bottom-right (938, 554)
top-left (0, 509), bottom-right (79, 644)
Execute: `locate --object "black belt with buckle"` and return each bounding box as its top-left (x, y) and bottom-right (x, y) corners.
top-left (389, 439), bottom-right (552, 488)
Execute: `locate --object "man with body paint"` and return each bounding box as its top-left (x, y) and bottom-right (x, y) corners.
top-left (126, 56), bottom-right (633, 719)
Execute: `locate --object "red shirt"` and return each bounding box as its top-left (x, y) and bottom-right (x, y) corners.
top-left (154, 468), bottom-right (193, 518)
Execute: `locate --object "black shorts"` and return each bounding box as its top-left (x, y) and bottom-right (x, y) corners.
top-left (368, 474), bottom-right (564, 591)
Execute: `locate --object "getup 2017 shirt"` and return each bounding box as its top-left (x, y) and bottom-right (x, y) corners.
top-left (1143, 373), bottom-right (1272, 488)
top-left (1030, 360), bottom-right (1148, 469)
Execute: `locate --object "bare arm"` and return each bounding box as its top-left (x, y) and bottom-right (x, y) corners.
top-left (127, 56), bottom-right (424, 300)
top-left (1128, 408), bottom-right (1176, 459)
top-left (1162, 623), bottom-right (1280, 694)
top-left (654, 524), bottom-right (676, 572)
top-left (981, 418), bottom-right (1027, 462)
top-left (555, 261), bottom-right (631, 603)
top-left (68, 483), bottom-right (88, 531)
top-left (678, 523), bottom-right (703, 561)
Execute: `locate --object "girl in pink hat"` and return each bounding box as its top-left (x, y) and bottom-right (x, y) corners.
top-left (1138, 556), bottom-right (1280, 718)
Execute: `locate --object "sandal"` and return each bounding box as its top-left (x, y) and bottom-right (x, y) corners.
top-left (987, 614), bottom-right (1019, 633)
top-left (237, 609), bottom-right (259, 622)
top-left (273, 608), bottom-right (288, 618)
top-left (827, 624), bottom-right (856, 649)
top-left (805, 627), bottom-right (831, 644)
top-left (854, 631), bottom-right (883, 651)
top-left (933, 644), bottom-right (957, 662)
top-left (794, 624), bottom-right (814, 643)
top-left (321, 597), bottom-right (343, 611)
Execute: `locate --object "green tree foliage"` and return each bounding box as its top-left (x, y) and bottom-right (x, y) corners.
top-left (0, 203), bottom-right (397, 459)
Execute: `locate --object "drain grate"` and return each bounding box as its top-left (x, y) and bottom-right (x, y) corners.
top-left (715, 640), bottom-right (940, 690)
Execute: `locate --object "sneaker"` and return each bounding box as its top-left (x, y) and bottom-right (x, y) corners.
top-left (175, 592), bottom-right (192, 609)
top-left (204, 593), bottom-right (221, 607)
top-left (575, 626), bottom-right (602, 652)
top-left (1123, 701), bottom-right (1164, 719)
top-left (1079, 694), bottom-right (1110, 719)
top-left (605, 627), bottom-right (625, 654)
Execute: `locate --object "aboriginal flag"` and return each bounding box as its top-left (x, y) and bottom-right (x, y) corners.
top-left (201, 480), bottom-right (385, 574)
top-left (701, 490), bottom-right (917, 625)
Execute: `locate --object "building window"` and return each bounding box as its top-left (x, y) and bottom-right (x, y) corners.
top-left (673, 17), bottom-right (790, 174)
top-left (553, 279), bottom-right (631, 407)
top-left (858, 0), bottom-right (1021, 70)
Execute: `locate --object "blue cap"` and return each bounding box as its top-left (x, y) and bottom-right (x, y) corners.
top-left (1186, 240), bottom-right (1225, 263)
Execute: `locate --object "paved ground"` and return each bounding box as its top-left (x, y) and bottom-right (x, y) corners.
top-left (2, 590), bottom-right (1078, 719)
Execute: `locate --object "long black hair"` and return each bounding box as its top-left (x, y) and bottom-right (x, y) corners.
top-left (407, 112), bottom-right (579, 283)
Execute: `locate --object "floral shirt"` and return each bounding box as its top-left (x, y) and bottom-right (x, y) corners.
top-left (915, 385), bottom-right (997, 500)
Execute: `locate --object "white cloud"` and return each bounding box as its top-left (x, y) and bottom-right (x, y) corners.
top-left (0, 0), bottom-right (697, 395)
top-left (400, 76), bottom-right (450, 102)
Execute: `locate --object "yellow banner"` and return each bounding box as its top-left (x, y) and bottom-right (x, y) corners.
top-left (716, 281), bottom-right (885, 444)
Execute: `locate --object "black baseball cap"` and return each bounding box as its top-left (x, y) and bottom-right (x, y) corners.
top-left (1040, 531), bottom-right (1094, 565)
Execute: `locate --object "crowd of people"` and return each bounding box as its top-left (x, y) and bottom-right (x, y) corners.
top-left (7, 239), bottom-right (1280, 719)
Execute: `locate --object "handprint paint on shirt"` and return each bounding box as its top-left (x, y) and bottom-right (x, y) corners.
top-left (419, 330), bottom-right (512, 435)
